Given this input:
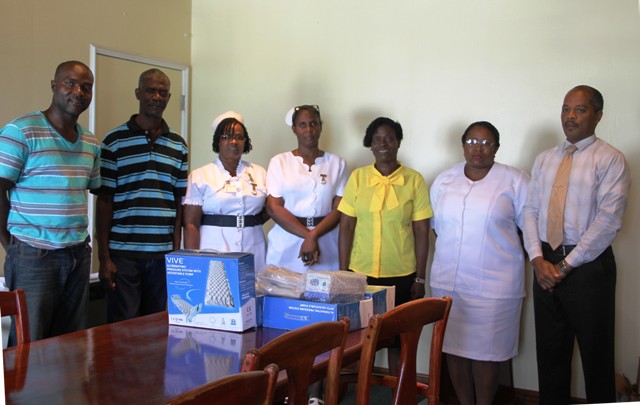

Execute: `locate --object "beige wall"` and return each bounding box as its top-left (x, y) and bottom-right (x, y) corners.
top-left (0, 1), bottom-right (191, 272)
top-left (191, 0), bottom-right (640, 397)
top-left (0, 1), bottom-right (191, 124)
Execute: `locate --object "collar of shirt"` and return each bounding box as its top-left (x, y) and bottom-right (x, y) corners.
top-left (214, 158), bottom-right (255, 192)
top-left (128, 114), bottom-right (170, 137)
top-left (561, 134), bottom-right (596, 153)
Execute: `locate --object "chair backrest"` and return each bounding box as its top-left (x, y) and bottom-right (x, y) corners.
top-left (242, 318), bottom-right (350, 405)
top-left (355, 296), bottom-right (452, 405)
top-left (166, 363), bottom-right (279, 405)
top-left (0, 289), bottom-right (31, 344)
top-left (4, 337), bottom-right (30, 392)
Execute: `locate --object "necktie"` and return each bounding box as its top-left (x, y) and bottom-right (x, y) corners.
top-left (546, 144), bottom-right (578, 250)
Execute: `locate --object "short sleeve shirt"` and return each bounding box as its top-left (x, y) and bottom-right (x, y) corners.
top-left (0, 111), bottom-right (100, 248)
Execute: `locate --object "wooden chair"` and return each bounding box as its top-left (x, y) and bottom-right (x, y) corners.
top-left (3, 341), bottom-right (30, 392)
top-left (348, 296), bottom-right (452, 405)
top-left (0, 289), bottom-right (31, 344)
top-left (166, 363), bottom-right (279, 405)
top-left (242, 318), bottom-right (350, 405)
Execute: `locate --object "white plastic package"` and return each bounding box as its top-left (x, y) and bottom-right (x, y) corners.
top-left (255, 265), bottom-right (305, 299)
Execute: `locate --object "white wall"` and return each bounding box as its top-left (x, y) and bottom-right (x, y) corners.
top-left (191, 0), bottom-right (640, 397)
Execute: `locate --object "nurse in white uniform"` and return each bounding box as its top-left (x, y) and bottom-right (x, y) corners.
top-left (265, 105), bottom-right (348, 273)
top-left (430, 121), bottom-right (530, 405)
top-left (183, 111), bottom-right (268, 272)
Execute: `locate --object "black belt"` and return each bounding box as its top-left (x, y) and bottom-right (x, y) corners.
top-left (201, 214), bottom-right (264, 228)
top-left (541, 242), bottom-right (576, 258)
top-left (295, 216), bottom-right (325, 227)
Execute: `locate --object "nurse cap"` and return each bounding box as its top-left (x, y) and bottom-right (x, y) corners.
top-left (211, 111), bottom-right (244, 133)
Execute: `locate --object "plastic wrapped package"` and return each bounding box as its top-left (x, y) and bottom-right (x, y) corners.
top-left (303, 271), bottom-right (368, 303)
top-left (255, 265), bottom-right (305, 299)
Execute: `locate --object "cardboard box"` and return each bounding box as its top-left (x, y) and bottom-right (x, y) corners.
top-left (165, 250), bottom-right (256, 332)
top-left (365, 285), bottom-right (396, 315)
top-left (164, 325), bottom-right (258, 397)
top-left (259, 285), bottom-right (395, 332)
top-left (256, 295), bottom-right (264, 327)
top-left (262, 295), bottom-right (374, 331)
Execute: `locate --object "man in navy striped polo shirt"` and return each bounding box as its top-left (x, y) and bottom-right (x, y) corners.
top-left (94, 69), bottom-right (188, 323)
top-left (0, 61), bottom-right (100, 344)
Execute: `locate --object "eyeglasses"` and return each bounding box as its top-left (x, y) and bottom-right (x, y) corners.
top-left (463, 138), bottom-right (496, 148)
top-left (295, 105), bottom-right (320, 113)
top-left (220, 134), bottom-right (246, 142)
top-left (60, 80), bottom-right (93, 93)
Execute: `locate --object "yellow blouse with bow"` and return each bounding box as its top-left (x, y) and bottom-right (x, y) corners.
top-left (338, 164), bottom-right (432, 277)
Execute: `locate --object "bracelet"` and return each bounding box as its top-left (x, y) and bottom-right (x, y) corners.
top-left (414, 277), bottom-right (426, 285)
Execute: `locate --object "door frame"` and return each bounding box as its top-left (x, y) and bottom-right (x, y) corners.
top-left (88, 44), bottom-right (190, 139)
top-left (87, 45), bottom-right (190, 270)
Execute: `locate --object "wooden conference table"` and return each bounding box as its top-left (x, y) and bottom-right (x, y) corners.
top-left (3, 312), bottom-right (367, 405)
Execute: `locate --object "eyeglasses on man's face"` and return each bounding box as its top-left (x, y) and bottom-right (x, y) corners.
top-left (463, 138), bottom-right (496, 148)
top-left (220, 134), bottom-right (246, 142)
top-left (60, 79), bottom-right (93, 94)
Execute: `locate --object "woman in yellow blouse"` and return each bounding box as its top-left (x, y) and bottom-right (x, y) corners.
top-left (338, 116), bottom-right (432, 372)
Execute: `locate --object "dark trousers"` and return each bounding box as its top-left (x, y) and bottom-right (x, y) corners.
top-left (107, 255), bottom-right (167, 323)
top-left (533, 245), bottom-right (616, 404)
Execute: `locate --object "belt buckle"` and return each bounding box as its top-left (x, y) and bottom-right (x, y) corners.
top-left (236, 215), bottom-right (244, 229)
top-left (306, 217), bottom-right (314, 227)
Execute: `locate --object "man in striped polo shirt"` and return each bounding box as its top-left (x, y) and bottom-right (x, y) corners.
top-left (94, 69), bottom-right (188, 323)
top-left (0, 61), bottom-right (100, 344)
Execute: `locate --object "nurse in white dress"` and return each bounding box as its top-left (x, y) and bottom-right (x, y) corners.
top-left (265, 105), bottom-right (348, 273)
top-left (430, 121), bottom-right (530, 405)
top-left (183, 111), bottom-right (268, 273)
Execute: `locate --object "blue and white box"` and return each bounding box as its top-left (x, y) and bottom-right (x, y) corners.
top-left (262, 296), bottom-right (374, 331)
top-left (259, 285), bottom-right (395, 331)
top-left (365, 285), bottom-right (396, 315)
top-left (166, 250), bottom-right (256, 332)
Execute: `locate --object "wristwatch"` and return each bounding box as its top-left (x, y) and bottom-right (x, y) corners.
top-left (558, 260), bottom-right (571, 275)
top-left (414, 277), bottom-right (426, 285)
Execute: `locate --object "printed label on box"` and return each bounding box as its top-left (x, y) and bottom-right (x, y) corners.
top-left (262, 296), bottom-right (373, 331)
